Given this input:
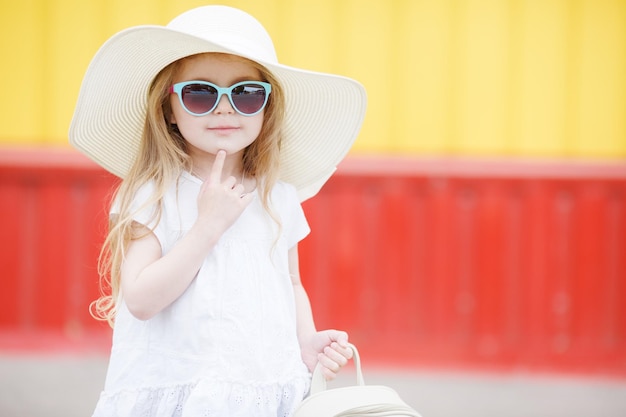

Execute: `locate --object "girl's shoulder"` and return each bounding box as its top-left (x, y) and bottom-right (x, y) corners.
top-left (271, 180), bottom-right (297, 196)
top-left (271, 180), bottom-right (301, 205)
top-left (111, 175), bottom-right (183, 219)
top-left (110, 180), bottom-right (154, 215)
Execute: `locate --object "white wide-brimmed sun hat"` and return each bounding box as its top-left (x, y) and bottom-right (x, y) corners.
top-left (69, 5), bottom-right (367, 201)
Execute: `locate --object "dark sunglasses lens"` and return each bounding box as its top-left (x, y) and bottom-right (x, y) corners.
top-left (231, 84), bottom-right (267, 114)
top-left (181, 84), bottom-right (218, 114)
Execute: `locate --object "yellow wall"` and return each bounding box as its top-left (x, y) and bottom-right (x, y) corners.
top-left (0, 0), bottom-right (624, 157)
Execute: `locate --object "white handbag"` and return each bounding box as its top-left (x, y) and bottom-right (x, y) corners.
top-left (294, 343), bottom-right (422, 417)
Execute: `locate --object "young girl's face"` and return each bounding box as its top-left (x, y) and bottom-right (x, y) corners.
top-left (170, 53), bottom-right (265, 162)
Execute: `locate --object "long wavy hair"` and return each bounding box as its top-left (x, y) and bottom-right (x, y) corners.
top-left (91, 53), bottom-right (286, 325)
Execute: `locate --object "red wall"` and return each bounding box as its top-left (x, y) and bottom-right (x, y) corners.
top-left (0, 149), bottom-right (117, 348)
top-left (1, 150), bottom-right (625, 375)
top-left (301, 157), bottom-right (626, 375)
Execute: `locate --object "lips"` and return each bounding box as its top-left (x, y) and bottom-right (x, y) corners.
top-left (208, 125), bottom-right (239, 134)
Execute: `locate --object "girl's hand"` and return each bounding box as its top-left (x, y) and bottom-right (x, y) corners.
top-left (301, 330), bottom-right (353, 380)
top-left (196, 150), bottom-right (253, 234)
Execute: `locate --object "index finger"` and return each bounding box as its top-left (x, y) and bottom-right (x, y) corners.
top-left (209, 150), bottom-right (226, 185)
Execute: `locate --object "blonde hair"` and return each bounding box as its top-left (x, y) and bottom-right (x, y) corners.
top-left (91, 53), bottom-right (286, 325)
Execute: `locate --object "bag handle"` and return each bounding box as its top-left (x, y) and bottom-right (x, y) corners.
top-left (310, 342), bottom-right (365, 395)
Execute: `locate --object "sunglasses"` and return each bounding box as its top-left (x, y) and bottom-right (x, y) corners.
top-left (170, 80), bottom-right (272, 116)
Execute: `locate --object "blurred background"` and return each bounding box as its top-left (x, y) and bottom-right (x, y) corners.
top-left (1, 0), bottom-right (625, 416)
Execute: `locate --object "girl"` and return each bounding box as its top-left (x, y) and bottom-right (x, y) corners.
top-left (70, 5), bottom-right (366, 417)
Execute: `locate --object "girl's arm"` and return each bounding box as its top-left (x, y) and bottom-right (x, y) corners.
top-left (120, 219), bottom-right (220, 320)
top-left (121, 150), bottom-right (253, 320)
top-left (289, 245), bottom-right (353, 380)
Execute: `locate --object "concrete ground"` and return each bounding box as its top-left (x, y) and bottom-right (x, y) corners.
top-left (1, 354), bottom-right (626, 417)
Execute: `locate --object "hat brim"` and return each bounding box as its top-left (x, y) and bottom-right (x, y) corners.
top-left (69, 25), bottom-right (366, 201)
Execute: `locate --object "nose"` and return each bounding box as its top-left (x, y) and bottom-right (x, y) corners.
top-left (213, 93), bottom-right (235, 114)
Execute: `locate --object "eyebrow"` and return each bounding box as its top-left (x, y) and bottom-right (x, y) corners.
top-left (187, 76), bottom-right (265, 86)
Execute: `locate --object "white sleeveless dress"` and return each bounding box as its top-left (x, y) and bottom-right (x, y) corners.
top-left (92, 172), bottom-right (311, 417)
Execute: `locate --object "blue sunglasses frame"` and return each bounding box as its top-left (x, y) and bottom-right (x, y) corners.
top-left (170, 80), bottom-right (272, 116)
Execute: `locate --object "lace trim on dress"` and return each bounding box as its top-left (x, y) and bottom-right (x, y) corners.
top-left (92, 376), bottom-right (310, 417)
